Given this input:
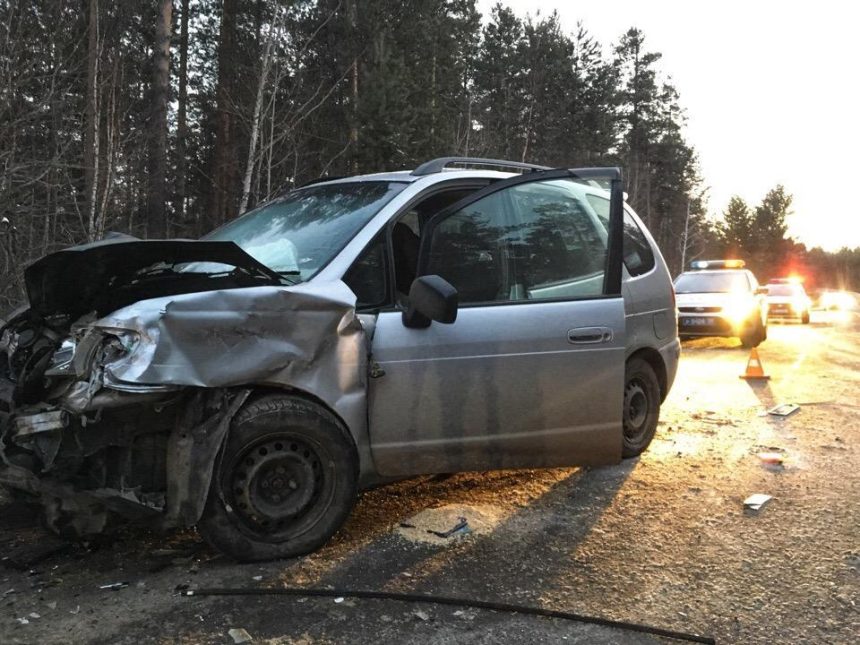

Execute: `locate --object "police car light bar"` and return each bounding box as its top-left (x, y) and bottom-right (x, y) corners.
top-left (690, 259), bottom-right (745, 270)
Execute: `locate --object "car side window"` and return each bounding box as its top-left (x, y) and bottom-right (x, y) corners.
top-left (343, 234), bottom-right (389, 310)
top-left (425, 179), bottom-right (608, 304)
top-left (585, 194), bottom-right (655, 277)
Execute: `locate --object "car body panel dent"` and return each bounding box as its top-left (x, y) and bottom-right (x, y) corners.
top-left (98, 280), bottom-right (369, 452)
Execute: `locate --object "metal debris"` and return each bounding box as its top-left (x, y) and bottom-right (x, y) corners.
top-left (758, 452), bottom-right (784, 465)
top-left (427, 516), bottom-right (468, 538)
top-left (768, 403), bottom-right (800, 417)
top-left (743, 494), bottom-right (773, 511)
top-left (99, 582), bottom-right (129, 591)
top-left (228, 627), bottom-right (253, 643)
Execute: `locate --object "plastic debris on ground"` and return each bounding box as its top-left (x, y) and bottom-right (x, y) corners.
top-left (758, 452), bottom-right (784, 467)
top-left (768, 403), bottom-right (800, 417)
top-left (396, 504), bottom-right (503, 545)
top-left (427, 516), bottom-right (468, 538)
top-left (228, 627), bottom-right (253, 643)
top-left (744, 494), bottom-right (773, 511)
top-left (99, 582), bottom-right (129, 591)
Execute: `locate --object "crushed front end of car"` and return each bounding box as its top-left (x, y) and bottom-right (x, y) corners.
top-left (0, 236), bottom-right (366, 541)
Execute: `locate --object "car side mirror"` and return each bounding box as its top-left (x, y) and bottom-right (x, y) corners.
top-left (402, 275), bottom-right (458, 328)
top-left (755, 287), bottom-right (768, 295)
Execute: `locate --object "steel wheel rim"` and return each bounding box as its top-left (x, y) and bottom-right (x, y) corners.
top-left (225, 433), bottom-right (332, 541)
top-left (624, 379), bottom-right (649, 439)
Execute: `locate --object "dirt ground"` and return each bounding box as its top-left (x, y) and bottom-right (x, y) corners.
top-left (1, 311), bottom-right (858, 644)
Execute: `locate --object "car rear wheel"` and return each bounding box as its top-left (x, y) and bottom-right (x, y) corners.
top-left (622, 358), bottom-right (661, 458)
top-left (198, 394), bottom-right (358, 562)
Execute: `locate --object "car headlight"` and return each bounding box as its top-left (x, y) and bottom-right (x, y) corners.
top-left (96, 328), bottom-right (141, 363)
top-left (44, 338), bottom-right (77, 376)
top-left (60, 327), bottom-right (141, 379)
top-left (723, 297), bottom-right (756, 325)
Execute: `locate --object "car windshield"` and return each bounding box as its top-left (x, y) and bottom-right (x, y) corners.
top-left (767, 284), bottom-right (804, 296)
top-left (674, 272), bottom-right (749, 293)
top-left (201, 181), bottom-right (407, 282)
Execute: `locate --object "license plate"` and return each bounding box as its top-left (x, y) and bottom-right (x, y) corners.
top-left (682, 317), bottom-right (714, 326)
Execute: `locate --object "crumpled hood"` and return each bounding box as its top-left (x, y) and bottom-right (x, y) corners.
top-left (24, 236), bottom-right (282, 319)
top-left (87, 280), bottom-right (369, 458)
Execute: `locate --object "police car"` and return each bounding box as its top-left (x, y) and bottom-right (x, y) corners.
top-left (674, 260), bottom-right (768, 347)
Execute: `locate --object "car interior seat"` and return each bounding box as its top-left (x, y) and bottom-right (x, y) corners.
top-left (392, 221), bottom-right (420, 294)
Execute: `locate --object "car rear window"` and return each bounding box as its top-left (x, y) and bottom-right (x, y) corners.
top-left (767, 284), bottom-right (804, 296)
top-left (585, 194), bottom-right (655, 277)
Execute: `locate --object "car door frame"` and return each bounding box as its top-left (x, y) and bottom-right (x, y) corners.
top-left (365, 167), bottom-right (628, 476)
top-left (414, 167), bottom-right (625, 300)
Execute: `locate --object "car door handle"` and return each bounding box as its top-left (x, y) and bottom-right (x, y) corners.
top-left (568, 327), bottom-right (613, 344)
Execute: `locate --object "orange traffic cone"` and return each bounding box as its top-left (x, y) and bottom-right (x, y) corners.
top-left (739, 347), bottom-right (770, 380)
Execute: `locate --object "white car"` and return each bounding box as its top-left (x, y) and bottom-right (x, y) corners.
top-left (765, 280), bottom-right (811, 323)
top-left (674, 260), bottom-right (768, 347)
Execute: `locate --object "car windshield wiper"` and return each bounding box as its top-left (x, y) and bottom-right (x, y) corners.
top-left (273, 270), bottom-right (301, 285)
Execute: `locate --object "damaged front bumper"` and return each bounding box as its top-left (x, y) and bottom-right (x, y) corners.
top-left (0, 379), bottom-right (250, 536)
top-left (0, 276), bottom-right (366, 538)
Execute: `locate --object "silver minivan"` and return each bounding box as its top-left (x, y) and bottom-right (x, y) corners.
top-left (0, 158), bottom-right (679, 560)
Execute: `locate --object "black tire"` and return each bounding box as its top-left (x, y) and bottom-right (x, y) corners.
top-left (801, 310), bottom-right (810, 324)
top-left (740, 317), bottom-right (765, 348)
top-left (622, 358), bottom-right (661, 458)
top-left (198, 394), bottom-right (358, 562)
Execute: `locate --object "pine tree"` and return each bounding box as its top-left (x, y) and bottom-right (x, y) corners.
top-left (473, 4), bottom-right (527, 159)
top-left (719, 196), bottom-right (753, 257)
top-left (750, 185), bottom-right (792, 277)
top-left (146, 0), bottom-right (173, 238)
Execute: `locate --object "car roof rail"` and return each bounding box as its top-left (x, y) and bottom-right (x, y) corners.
top-left (411, 157), bottom-right (552, 176)
top-left (299, 175), bottom-right (347, 188)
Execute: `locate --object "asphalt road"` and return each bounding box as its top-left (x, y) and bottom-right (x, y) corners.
top-left (1, 311), bottom-right (858, 644)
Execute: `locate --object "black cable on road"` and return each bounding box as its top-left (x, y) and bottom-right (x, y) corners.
top-left (184, 586), bottom-right (716, 644)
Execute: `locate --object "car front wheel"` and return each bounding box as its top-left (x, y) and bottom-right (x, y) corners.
top-left (198, 394), bottom-right (358, 562)
top-left (622, 358), bottom-right (661, 458)
top-left (740, 317), bottom-right (766, 348)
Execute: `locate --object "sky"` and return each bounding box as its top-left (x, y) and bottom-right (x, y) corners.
top-left (477, 0), bottom-right (860, 251)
